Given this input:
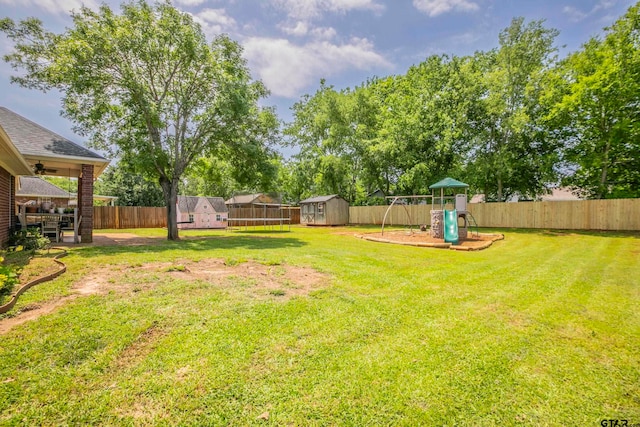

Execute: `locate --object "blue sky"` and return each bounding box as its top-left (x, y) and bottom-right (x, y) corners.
top-left (0, 0), bottom-right (636, 151)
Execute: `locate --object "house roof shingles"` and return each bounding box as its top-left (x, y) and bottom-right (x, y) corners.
top-left (177, 196), bottom-right (228, 213)
top-left (17, 176), bottom-right (71, 198)
top-left (0, 107), bottom-right (106, 161)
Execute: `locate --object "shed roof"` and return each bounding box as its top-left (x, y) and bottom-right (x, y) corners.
top-left (429, 177), bottom-right (469, 189)
top-left (207, 197), bottom-right (228, 212)
top-left (17, 176), bottom-right (71, 198)
top-left (299, 194), bottom-right (342, 203)
top-left (177, 196), bottom-right (200, 214)
top-left (177, 195), bottom-right (228, 213)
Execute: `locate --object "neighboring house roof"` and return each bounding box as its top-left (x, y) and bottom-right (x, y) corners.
top-left (225, 193), bottom-right (262, 205)
top-left (17, 176), bottom-right (71, 198)
top-left (469, 188), bottom-right (582, 203)
top-left (469, 194), bottom-right (485, 203)
top-left (207, 197), bottom-right (228, 213)
top-left (16, 176), bottom-right (117, 204)
top-left (300, 195), bottom-right (343, 204)
top-left (429, 177), bottom-right (469, 189)
top-left (539, 187), bottom-right (582, 201)
top-left (0, 107), bottom-right (110, 177)
top-left (368, 189), bottom-right (386, 198)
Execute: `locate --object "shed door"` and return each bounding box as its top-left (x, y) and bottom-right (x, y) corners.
top-left (302, 203), bottom-right (315, 223)
top-left (317, 202), bottom-right (325, 222)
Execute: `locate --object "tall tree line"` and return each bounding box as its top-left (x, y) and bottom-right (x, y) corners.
top-left (283, 5), bottom-right (640, 203)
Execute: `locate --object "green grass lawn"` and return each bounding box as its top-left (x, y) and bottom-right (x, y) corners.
top-left (0, 226), bottom-right (638, 425)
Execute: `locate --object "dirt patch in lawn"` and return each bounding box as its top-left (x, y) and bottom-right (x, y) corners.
top-left (359, 230), bottom-right (504, 251)
top-left (0, 259), bottom-right (328, 334)
top-left (139, 259), bottom-right (329, 299)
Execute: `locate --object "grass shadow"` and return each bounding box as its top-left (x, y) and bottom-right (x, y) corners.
top-left (482, 227), bottom-right (640, 239)
top-left (70, 234), bottom-right (308, 259)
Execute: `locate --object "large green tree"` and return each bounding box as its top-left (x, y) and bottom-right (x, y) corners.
top-left (548, 3), bottom-right (640, 198)
top-left (94, 162), bottom-right (165, 206)
top-left (1, 0), bottom-right (270, 239)
top-left (181, 106), bottom-right (281, 199)
top-left (285, 82), bottom-right (364, 202)
top-left (466, 18), bottom-right (561, 201)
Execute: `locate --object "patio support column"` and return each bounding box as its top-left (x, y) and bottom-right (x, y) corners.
top-left (78, 164), bottom-right (94, 243)
top-left (9, 174), bottom-right (15, 232)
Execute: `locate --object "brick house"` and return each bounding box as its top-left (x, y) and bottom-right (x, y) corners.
top-left (176, 196), bottom-right (228, 229)
top-left (0, 127), bottom-right (33, 245)
top-left (0, 107), bottom-right (110, 246)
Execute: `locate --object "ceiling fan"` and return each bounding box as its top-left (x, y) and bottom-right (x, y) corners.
top-left (33, 161), bottom-right (58, 175)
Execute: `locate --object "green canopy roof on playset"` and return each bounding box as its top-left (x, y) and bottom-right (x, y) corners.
top-left (429, 177), bottom-right (469, 210)
top-left (429, 177), bottom-right (469, 189)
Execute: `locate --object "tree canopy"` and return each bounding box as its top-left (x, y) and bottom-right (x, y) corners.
top-left (547, 3), bottom-right (640, 199)
top-left (1, 0), bottom-right (274, 238)
top-left (283, 7), bottom-right (640, 203)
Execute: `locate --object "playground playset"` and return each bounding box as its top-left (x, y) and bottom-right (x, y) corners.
top-left (363, 177), bottom-right (502, 251)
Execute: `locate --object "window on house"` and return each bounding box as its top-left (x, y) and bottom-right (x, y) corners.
top-left (189, 214), bottom-right (194, 223)
top-left (318, 203), bottom-right (325, 214)
top-left (216, 214), bottom-right (221, 221)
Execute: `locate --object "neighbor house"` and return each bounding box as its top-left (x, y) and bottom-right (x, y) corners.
top-left (300, 195), bottom-right (349, 226)
top-left (176, 196), bottom-right (228, 229)
top-left (15, 176), bottom-right (118, 214)
top-left (0, 107), bottom-right (110, 245)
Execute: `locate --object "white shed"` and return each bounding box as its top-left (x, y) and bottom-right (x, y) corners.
top-left (300, 195), bottom-right (349, 226)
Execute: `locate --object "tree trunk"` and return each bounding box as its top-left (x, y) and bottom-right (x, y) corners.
top-left (160, 177), bottom-right (180, 240)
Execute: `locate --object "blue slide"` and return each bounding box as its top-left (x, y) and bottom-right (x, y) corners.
top-left (443, 209), bottom-right (459, 244)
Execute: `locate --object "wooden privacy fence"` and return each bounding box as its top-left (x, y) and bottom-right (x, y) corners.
top-left (93, 206), bottom-right (167, 229)
top-left (349, 199), bottom-right (640, 231)
top-left (94, 206), bottom-right (299, 229)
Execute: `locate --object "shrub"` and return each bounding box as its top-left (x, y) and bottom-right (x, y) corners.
top-left (7, 228), bottom-right (50, 252)
top-left (0, 256), bottom-right (19, 298)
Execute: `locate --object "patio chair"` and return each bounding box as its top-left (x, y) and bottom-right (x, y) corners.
top-left (41, 215), bottom-right (61, 243)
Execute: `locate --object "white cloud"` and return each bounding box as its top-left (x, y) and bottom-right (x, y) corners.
top-left (412, 0), bottom-right (479, 17)
top-left (174, 0), bottom-right (206, 6)
top-left (311, 26), bottom-right (337, 39)
top-left (562, 6), bottom-right (588, 22)
top-left (280, 21), bottom-right (310, 36)
top-left (191, 8), bottom-right (237, 36)
top-left (271, 0), bottom-right (384, 20)
top-left (279, 21), bottom-right (337, 40)
top-left (562, 0), bottom-right (616, 23)
top-left (243, 36), bottom-right (390, 98)
top-left (0, 0), bottom-right (99, 15)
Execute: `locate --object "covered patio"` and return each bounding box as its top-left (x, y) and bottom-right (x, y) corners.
top-left (0, 107), bottom-right (110, 244)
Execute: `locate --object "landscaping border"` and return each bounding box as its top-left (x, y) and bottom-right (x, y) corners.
top-left (358, 233), bottom-right (504, 251)
top-left (0, 249), bottom-right (67, 314)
